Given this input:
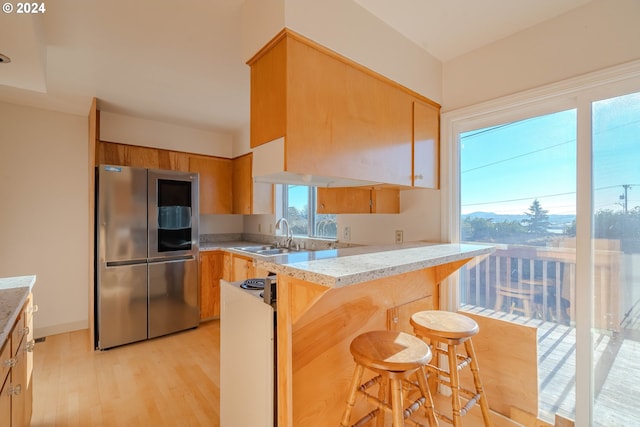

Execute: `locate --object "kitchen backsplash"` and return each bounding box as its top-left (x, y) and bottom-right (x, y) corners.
top-left (200, 233), bottom-right (357, 250)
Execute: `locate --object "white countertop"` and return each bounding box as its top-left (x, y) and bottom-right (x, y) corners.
top-left (0, 275), bottom-right (36, 350)
top-left (257, 242), bottom-right (493, 287)
top-left (200, 240), bottom-right (494, 288)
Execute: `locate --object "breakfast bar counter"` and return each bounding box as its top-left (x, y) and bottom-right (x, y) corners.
top-left (255, 242), bottom-right (494, 427)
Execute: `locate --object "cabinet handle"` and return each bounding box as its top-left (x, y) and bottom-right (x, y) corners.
top-left (22, 326), bottom-right (30, 336)
top-left (9, 384), bottom-right (22, 396)
top-left (25, 340), bottom-right (35, 352)
top-left (414, 174), bottom-right (423, 180)
top-left (3, 357), bottom-right (17, 368)
top-left (29, 304), bottom-right (39, 314)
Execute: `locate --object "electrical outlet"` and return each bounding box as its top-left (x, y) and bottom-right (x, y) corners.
top-left (344, 226), bottom-right (351, 241)
top-left (258, 223), bottom-right (262, 233)
top-left (395, 230), bottom-right (403, 244)
top-left (269, 224), bottom-right (273, 234)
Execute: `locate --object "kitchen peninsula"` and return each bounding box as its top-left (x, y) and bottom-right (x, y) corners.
top-left (254, 242), bottom-right (494, 427)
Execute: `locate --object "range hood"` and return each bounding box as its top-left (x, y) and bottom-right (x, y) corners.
top-left (252, 137), bottom-right (382, 188)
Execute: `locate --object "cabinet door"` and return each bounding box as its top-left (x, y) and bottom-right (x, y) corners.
top-left (232, 255), bottom-right (253, 282)
top-left (371, 188), bottom-right (400, 213)
top-left (232, 154), bottom-right (252, 214)
top-left (317, 188), bottom-right (371, 214)
top-left (250, 35), bottom-right (287, 148)
top-left (317, 187), bottom-right (399, 214)
top-left (11, 338), bottom-right (27, 427)
top-left (98, 142), bottom-right (189, 171)
top-left (200, 251), bottom-right (224, 319)
top-left (189, 156), bottom-right (232, 214)
top-left (387, 295), bottom-right (434, 334)
top-left (286, 37), bottom-right (413, 186)
top-left (413, 101), bottom-right (439, 188)
top-left (222, 253), bottom-right (232, 282)
top-left (0, 376), bottom-right (9, 427)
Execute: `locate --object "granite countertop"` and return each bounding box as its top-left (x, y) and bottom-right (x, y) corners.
top-left (256, 242), bottom-right (494, 288)
top-left (201, 240), bottom-right (494, 288)
top-left (0, 275), bottom-right (36, 351)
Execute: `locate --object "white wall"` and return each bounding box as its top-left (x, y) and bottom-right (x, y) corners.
top-left (284, 0), bottom-right (442, 103)
top-left (240, 0), bottom-right (442, 104)
top-left (200, 214), bottom-right (243, 235)
top-left (0, 102), bottom-right (88, 338)
top-left (337, 189), bottom-right (442, 245)
top-left (100, 111), bottom-right (234, 158)
top-left (443, 0), bottom-right (640, 110)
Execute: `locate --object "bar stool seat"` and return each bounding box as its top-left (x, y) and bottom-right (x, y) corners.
top-left (410, 311), bottom-right (493, 427)
top-left (340, 330), bottom-right (439, 427)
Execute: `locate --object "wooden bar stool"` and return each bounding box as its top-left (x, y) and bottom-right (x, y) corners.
top-left (410, 311), bottom-right (493, 427)
top-left (340, 330), bottom-right (439, 427)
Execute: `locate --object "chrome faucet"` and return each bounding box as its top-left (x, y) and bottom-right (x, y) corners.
top-left (275, 217), bottom-right (293, 248)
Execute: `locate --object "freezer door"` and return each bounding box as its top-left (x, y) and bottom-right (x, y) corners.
top-left (97, 165), bottom-right (148, 263)
top-left (148, 256), bottom-right (199, 339)
top-left (97, 262), bottom-right (148, 349)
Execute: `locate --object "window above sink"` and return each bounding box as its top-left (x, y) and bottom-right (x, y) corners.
top-left (278, 184), bottom-right (336, 239)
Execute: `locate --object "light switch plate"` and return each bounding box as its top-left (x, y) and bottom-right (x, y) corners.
top-left (395, 230), bottom-right (403, 244)
top-left (344, 226), bottom-right (351, 241)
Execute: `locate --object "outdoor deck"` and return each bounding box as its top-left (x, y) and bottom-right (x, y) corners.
top-left (462, 304), bottom-right (640, 426)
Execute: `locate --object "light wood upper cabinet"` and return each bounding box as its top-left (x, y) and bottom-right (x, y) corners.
top-left (189, 155), bottom-right (232, 215)
top-left (317, 187), bottom-right (399, 214)
top-left (232, 153), bottom-right (274, 215)
top-left (413, 101), bottom-right (440, 189)
top-left (248, 29), bottom-right (440, 188)
top-left (98, 141), bottom-right (190, 171)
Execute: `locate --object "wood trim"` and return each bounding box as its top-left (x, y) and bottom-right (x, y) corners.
top-left (88, 98), bottom-right (98, 351)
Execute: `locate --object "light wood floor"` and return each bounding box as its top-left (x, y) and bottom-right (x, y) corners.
top-left (31, 320), bottom-right (220, 427)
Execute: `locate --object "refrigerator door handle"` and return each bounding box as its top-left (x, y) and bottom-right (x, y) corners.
top-left (105, 259), bottom-right (148, 268)
top-left (148, 255), bottom-right (195, 264)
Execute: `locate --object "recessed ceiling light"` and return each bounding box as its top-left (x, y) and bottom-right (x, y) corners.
top-left (0, 54), bottom-right (11, 63)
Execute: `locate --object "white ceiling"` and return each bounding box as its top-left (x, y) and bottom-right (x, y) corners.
top-left (0, 0), bottom-right (592, 134)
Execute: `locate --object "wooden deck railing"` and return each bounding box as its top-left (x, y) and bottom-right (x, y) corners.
top-left (461, 240), bottom-right (622, 331)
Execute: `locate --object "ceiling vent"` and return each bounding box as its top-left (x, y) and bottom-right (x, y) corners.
top-left (0, 54), bottom-right (11, 63)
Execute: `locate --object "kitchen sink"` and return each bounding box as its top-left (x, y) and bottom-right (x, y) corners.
top-left (232, 245), bottom-right (307, 256)
top-left (234, 245), bottom-right (275, 253)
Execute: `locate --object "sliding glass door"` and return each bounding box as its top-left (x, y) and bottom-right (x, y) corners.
top-left (591, 91), bottom-right (640, 427)
top-left (446, 68), bottom-right (640, 426)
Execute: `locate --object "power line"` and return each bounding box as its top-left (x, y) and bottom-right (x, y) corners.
top-left (462, 139), bottom-right (573, 173)
top-left (461, 117), bottom-right (640, 174)
top-left (462, 184), bottom-right (640, 209)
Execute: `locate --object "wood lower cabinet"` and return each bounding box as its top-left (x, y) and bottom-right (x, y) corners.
top-left (0, 293), bottom-right (34, 427)
top-left (317, 187), bottom-right (399, 214)
top-left (189, 155), bottom-right (233, 214)
top-left (231, 254), bottom-right (254, 282)
top-left (221, 252), bottom-right (271, 282)
top-left (199, 251), bottom-right (224, 319)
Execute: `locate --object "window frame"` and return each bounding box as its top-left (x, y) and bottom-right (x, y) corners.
top-left (442, 59), bottom-right (640, 427)
top-left (277, 184), bottom-right (337, 240)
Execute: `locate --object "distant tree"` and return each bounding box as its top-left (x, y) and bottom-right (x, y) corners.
top-left (461, 217), bottom-right (495, 241)
top-left (494, 220), bottom-right (526, 238)
top-left (564, 219), bottom-right (576, 237)
top-left (522, 199), bottom-right (550, 234)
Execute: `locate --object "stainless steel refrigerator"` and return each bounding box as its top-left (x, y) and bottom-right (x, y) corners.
top-left (95, 165), bottom-right (200, 350)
